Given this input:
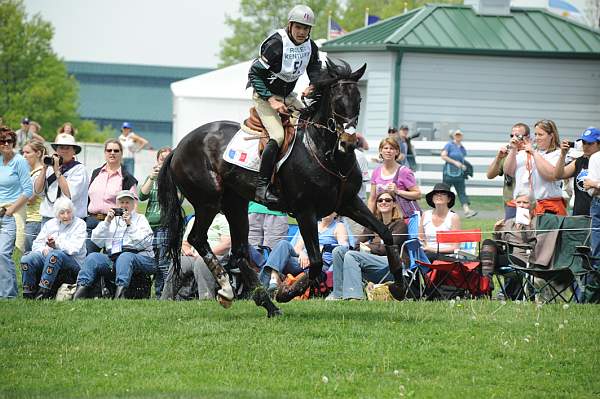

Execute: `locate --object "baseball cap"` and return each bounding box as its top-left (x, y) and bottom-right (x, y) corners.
top-left (121, 122), bottom-right (132, 129)
top-left (21, 118), bottom-right (30, 125)
top-left (577, 127), bottom-right (600, 143)
top-left (116, 190), bottom-right (137, 201)
top-left (399, 124), bottom-right (409, 130)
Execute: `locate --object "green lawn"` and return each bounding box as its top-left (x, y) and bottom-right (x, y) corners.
top-left (1, 300), bottom-right (598, 398)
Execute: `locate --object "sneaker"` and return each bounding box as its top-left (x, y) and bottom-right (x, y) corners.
top-left (325, 293), bottom-right (340, 301)
top-left (464, 210), bottom-right (478, 218)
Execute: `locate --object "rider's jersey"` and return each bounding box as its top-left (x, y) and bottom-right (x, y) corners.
top-left (247, 28), bottom-right (321, 100)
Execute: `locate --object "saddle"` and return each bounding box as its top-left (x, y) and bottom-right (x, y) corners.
top-left (242, 107), bottom-right (298, 161)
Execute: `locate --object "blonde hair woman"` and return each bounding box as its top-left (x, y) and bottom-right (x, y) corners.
top-left (21, 140), bottom-right (46, 253)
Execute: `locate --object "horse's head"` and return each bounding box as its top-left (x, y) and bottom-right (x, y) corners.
top-left (310, 58), bottom-right (367, 154)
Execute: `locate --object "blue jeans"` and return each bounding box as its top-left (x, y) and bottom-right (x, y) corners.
top-left (152, 227), bottom-right (171, 298)
top-left (21, 250), bottom-right (80, 293)
top-left (331, 246), bottom-right (392, 300)
top-left (85, 217), bottom-right (102, 254)
top-left (78, 252), bottom-right (156, 288)
top-left (122, 158), bottom-right (135, 176)
top-left (443, 175), bottom-right (470, 206)
top-left (591, 197), bottom-right (600, 266)
top-left (23, 221), bottom-right (41, 254)
top-left (259, 240), bottom-right (304, 287)
top-left (0, 215), bottom-right (17, 298)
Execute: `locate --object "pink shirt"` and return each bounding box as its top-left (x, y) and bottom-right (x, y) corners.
top-left (88, 165), bottom-right (134, 214)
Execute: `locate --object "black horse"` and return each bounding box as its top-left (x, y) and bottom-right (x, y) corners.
top-left (157, 59), bottom-right (404, 317)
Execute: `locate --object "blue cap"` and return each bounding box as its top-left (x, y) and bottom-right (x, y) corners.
top-left (577, 127), bottom-right (600, 143)
top-left (121, 122), bottom-right (132, 129)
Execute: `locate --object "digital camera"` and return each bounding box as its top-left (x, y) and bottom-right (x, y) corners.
top-left (43, 155), bottom-right (63, 166)
top-left (112, 208), bottom-right (124, 216)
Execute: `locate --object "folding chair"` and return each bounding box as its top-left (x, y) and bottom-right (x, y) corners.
top-left (416, 229), bottom-right (491, 300)
top-left (509, 214), bottom-right (591, 303)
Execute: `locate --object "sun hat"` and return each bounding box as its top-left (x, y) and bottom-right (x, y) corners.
top-left (425, 183), bottom-right (456, 209)
top-left (51, 134), bottom-right (82, 154)
top-left (577, 127), bottom-right (600, 143)
top-left (116, 190), bottom-right (137, 201)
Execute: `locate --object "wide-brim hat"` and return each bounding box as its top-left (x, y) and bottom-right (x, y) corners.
top-left (51, 134), bottom-right (82, 154)
top-left (426, 183), bottom-right (456, 209)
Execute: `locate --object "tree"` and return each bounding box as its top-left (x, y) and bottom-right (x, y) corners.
top-left (219, 0), bottom-right (339, 67)
top-left (0, 0), bottom-right (108, 142)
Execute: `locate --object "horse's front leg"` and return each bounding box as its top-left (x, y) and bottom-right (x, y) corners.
top-left (339, 196), bottom-right (403, 279)
top-left (275, 210), bottom-right (321, 302)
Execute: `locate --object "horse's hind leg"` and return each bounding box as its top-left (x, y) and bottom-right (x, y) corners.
top-left (221, 192), bottom-right (282, 317)
top-left (187, 206), bottom-right (235, 308)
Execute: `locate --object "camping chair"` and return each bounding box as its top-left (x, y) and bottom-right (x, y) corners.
top-left (508, 214), bottom-right (591, 303)
top-left (416, 229), bottom-right (491, 300)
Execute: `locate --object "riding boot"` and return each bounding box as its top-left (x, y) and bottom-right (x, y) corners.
top-left (72, 285), bottom-right (91, 300)
top-left (114, 286), bottom-right (126, 299)
top-left (34, 287), bottom-right (52, 300)
top-left (254, 139), bottom-right (281, 206)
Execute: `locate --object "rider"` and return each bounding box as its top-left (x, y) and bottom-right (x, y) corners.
top-left (247, 4), bottom-right (322, 207)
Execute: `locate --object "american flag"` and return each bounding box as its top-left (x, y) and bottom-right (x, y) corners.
top-left (329, 18), bottom-right (346, 39)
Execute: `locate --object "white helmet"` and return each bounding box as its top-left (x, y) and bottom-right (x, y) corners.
top-left (288, 5), bottom-right (315, 27)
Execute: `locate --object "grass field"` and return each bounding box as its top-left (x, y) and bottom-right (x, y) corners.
top-left (4, 196), bottom-right (596, 398)
top-left (1, 300), bottom-right (599, 398)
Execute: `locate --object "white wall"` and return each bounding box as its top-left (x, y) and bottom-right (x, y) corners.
top-left (399, 53), bottom-right (600, 141)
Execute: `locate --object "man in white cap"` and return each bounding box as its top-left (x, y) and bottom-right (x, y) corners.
top-left (73, 189), bottom-right (156, 299)
top-left (34, 134), bottom-right (89, 224)
top-left (247, 4), bottom-right (322, 207)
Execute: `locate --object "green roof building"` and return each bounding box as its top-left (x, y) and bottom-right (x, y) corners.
top-left (322, 3), bottom-right (600, 142)
top-left (66, 61), bottom-right (212, 148)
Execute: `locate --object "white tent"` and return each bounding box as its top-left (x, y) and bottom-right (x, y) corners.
top-left (170, 60), bottom-right (316, 146)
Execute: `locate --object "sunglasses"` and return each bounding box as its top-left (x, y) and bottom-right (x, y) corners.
top-left (105, 149), bottom-right (121, 153)
top-left (0, 139), bottom-right (14, 145)
top-left (377, 197), bottom-right (393, 203)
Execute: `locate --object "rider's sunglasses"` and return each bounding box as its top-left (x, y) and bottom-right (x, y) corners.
top-left (377, 197), bottom-right (393, 203)
top-left (105, 148), bottom-right (121, 153)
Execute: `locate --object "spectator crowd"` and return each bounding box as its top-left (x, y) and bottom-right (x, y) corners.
top-left (0, 117), bottom-right (598, 303)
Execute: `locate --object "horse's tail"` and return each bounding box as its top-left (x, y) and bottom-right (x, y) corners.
top-left (157, 151), bottom-right (183, 276)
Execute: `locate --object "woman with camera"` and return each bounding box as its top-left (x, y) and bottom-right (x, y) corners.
top-left (138, 146), bottom-right (171, 298)
top-left (0, 126), bottom-right (33, 298)
top-left (73, 190), bottom-right (155, 300)
top-left (86, 139), bottom-right (137, 254)
top-left (34, 135), bottom-right (89, 225)
top-left (553, 127), bottom-right (600, 216)
top-left (21, 140), bottom-right (46, 253)
top-left (20, 196), bottom-right (86, 299)
top-left (504, 119), bottom-right (566, 216)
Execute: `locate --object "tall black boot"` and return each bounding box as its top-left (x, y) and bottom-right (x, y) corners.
top-left (254, 139), bottom-right (281, 207)
top-left (72, 285), bottom-right (90, 300)
top-left (114, 286), bottom-right (126, 299)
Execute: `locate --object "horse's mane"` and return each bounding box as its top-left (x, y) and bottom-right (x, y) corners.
top-left (302, 58), bottom-right (353, 117)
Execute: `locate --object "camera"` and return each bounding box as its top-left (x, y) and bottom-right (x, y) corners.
top-left (43, 155), bottom-right (63, 166)
top-left (568, 141), bottom-right (575, 148)
top-left (515, 135), bottom-right (524, 141)
top-left (112, 208), bottom-right (124, 216)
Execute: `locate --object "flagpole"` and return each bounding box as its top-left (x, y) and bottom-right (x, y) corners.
top-left (328, 11), bottom-right (332, 40)
top-left (365, 7), bottom-right (369, 27)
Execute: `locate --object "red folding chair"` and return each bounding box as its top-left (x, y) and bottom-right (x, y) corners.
top-left (416, 229), bottom-right (491, 300)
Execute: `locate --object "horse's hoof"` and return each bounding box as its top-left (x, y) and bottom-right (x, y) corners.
top-left (217, 295), bottom-right (233, 308)
top-left (268, 308), bottom-right (283, 318)
top-left (275, 273), bottom-right (310, 303)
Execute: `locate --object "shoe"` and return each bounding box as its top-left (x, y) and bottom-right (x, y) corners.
top-left (254, 139), bottom-right (281, 207)
top-left (325, 293), bottom-right (341, 301)
top-left (34, 287), bottom-right (52, 300)
top-left (114, 286), bottom-right (126, 299)
top-left (464, 210), bottom-right (478, 218)
top-left (72, 285), bottom-right (91, 300)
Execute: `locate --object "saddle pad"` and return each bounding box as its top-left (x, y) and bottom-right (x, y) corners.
top-left (223, 127), bottom-right (296, 172)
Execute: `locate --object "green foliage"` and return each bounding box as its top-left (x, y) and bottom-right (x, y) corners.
top-left (0, 0), bottom-right (106, 143)
top-left (219, 0), bottom-right (339, 67)
top-left (1, 300), bottom-right (599, 398)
